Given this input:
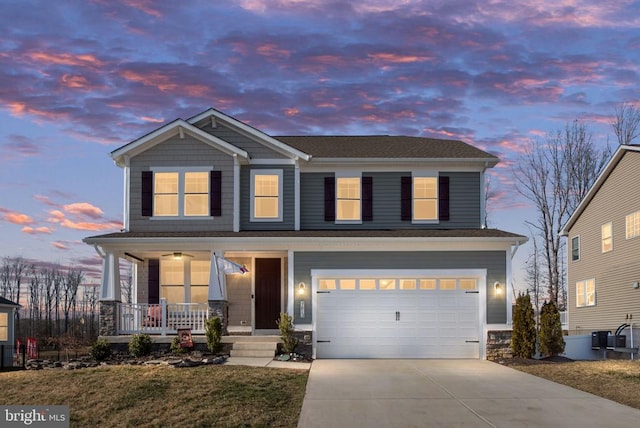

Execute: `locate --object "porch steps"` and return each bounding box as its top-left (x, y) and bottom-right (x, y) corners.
top-left (226, 336), bottom-right (281, 358)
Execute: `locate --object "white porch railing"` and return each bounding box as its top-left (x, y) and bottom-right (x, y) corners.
top-left (117, 299), bottom-right (208, 335)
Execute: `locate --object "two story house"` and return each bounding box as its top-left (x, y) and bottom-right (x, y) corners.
top-left (84, 107), bottom-right (526, 359)
top-left (560, 144), bottom-right (640, 349)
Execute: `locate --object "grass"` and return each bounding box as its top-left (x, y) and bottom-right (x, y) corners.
top-left (0, 364), bottom-right (309, 428)
top-left (505, 359), bottom-right (640, 409)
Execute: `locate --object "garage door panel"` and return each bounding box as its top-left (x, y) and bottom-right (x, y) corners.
top-left (316, 281), bottom-right (481, 359)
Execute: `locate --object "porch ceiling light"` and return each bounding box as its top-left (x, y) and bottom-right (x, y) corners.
top-left (161, 252), bottom-right (193, 260)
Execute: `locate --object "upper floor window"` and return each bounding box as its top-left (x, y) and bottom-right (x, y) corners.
top-left (626, 211), bottom-right (640, 239)
top-left (413, 176), bottom-right (438, 221)
top-left (142, 169), bottom-right (221, 218)
top-left (571, 236), bottom-right (580, 261)
top-left (154, 171), bottom-right (210, 217)
top-left (602, 222), bottom-right (613, 253)
top-left (401, 174), bottom-right (449, 223)
top-left (576, 278), bottom-right (595, 307)
top-left (336, 177), bottom-right (361, 221)
top-left (251, 169), bottom-right (283, 221)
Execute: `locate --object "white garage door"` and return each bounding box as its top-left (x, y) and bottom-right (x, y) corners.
top-left (315, 274), bottom-right (482, 358)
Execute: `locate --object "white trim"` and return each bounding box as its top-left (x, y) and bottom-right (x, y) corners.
top-left (506, 250), bottom-right (513, 324)
top-left (111, 119), bottom-right (249, 166)
top-left (250, 169), bottom-right (284, 222)
top-left (294, 160), bottom-right (300, 231)
top-left (301, 161), bottom-right (493, 173)
top-left (186, 108), bottom-right (311, 161)
top-left (287, 250), bottom-right (294, 316)
top-left (123, 165), bottom-right (130, 231)
top-left (480, 169), bottom-right (486, 228)
top-left (233, 156), bottom-right (240, 232)
top-left (250, 159), bottom-right (297, 165)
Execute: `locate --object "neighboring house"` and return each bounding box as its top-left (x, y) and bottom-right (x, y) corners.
top-left (84, 107), bottom-right (526, 359)
top-left (0, 296), bottom-right (19, 368)
top-left (561, 144), bottom-right (640, 344)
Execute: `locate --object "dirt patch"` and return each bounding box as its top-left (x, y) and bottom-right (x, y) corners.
top-left (495, 358), bottom-right (640, 410)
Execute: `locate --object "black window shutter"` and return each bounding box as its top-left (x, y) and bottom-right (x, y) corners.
top-left (401, 176), bottom-right (412, 221)
top-left (439, 176), bottom-right (450, 221)
top-left (148, 259), bottom-right (160, 304)
top-left (362, 176), bottom-right (373, 221)
top-left (210, 170), bottom-right (222, 217)
top-left (141, 171), bottom-right (153, 217)
top-left (324, 176), bottom-right (335, 222)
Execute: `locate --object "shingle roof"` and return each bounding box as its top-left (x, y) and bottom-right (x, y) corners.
top-left (0, 296), bottom-right (19, 307)
top-left (275, 135), bottom-right (498, 160)
top-left (86, 229), bottom-right (526, 241)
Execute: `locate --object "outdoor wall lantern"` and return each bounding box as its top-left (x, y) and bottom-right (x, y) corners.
top-left (298, 282), bottom-right (306, 295)
top-left (173, 252), bottom-right (183, 260)
top-left (494, 281), bottom-right (503, 295)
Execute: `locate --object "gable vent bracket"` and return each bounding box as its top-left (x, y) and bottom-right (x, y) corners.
top-left (178, 126), bottom-right (184, 139)
top-left (211, 117), bottom-right (217, 128)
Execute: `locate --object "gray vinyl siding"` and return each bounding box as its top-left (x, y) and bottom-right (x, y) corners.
top-left (240, 165), bottom-right (295, 230)
top-left (199, 123), bottom-right (288, 159)
top-left (567, 151), bottom-right (640, 334)
top-left (300, 171), bottom-right (481, 229)
top-left (293, 251), bottom-right (507, 324)
top-left (129, 137), bottom-right (234, 232)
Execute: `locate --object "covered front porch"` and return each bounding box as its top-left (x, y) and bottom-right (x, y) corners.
top-left (95, 247), bottom-right (291, 337)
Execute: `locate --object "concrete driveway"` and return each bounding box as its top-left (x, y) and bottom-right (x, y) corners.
top-left (297, 360), bottom-right (640, 427)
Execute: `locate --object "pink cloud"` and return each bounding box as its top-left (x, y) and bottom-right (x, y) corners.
top-left (25, 51), bottom-right (104, 68)
top-left (1, 209), bottom-right (34, 225)
top-left (52, 241), bottom-right (69, 250)
top-left (369, 52), bottom-right (433, 64)
top-left (63, 202), bottom-right (104, 219)
top-left (22, 226), bottom-right (54, 235)
top-left (123, 0), bottom-right (163, 17)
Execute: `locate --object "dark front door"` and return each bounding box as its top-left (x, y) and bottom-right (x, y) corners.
top-left (255, 258), bottom-right (282, 329)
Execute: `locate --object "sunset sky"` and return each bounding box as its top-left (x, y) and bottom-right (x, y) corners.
top-left (1, 0), bottom-right (639, 286)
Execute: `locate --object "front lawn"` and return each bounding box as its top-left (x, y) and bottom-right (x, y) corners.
top-left (502, 359), bottom-right (640, 409)
top-left (1, 364), bottom-right (308, 427)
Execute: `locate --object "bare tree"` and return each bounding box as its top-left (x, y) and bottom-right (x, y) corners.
top-left (483, 173), bottom-right (493, 228)
top-left (0, 258), bottom-right (10, 299)
top-left (121, 264), bottom-right (134, 304)
top-left (611, 102), bottom-right (640, 145)
top-left (515, 121), bottom-right (611, 304)
top-left (62, 268), bottom-right (83, 334)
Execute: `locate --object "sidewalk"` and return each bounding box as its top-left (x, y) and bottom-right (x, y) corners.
top-left (224, 356), bottom-right (312, 370)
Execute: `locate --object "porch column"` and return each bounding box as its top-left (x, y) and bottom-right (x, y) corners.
top-left (99, 250), bottom-right (121, 337)
top-left (208, 250), bottom-right (228, 335)
top-left (100, 250), bottom-right (121, 301)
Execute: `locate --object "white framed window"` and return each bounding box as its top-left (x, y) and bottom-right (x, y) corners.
top-left (0, 312), bottom-right (7, 341)
top-left (413, 176), bottom-right (438, 221)
top-left (602, 222), bottom-right (613, 253)
top-left (576, 279), bottom-right (596, 307)
top-left (336, 176), bottom-right (361, 221)
top-left (571, 236), bottom-right (580, 261)
top-left (626, 211), bottom-right (640, 239)
top-left (160, 259), bottom-right (211, 304)
top-left (251, 169), bottom-right (283, 222)
top-left (153, 169), bottom-right (210, 217)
